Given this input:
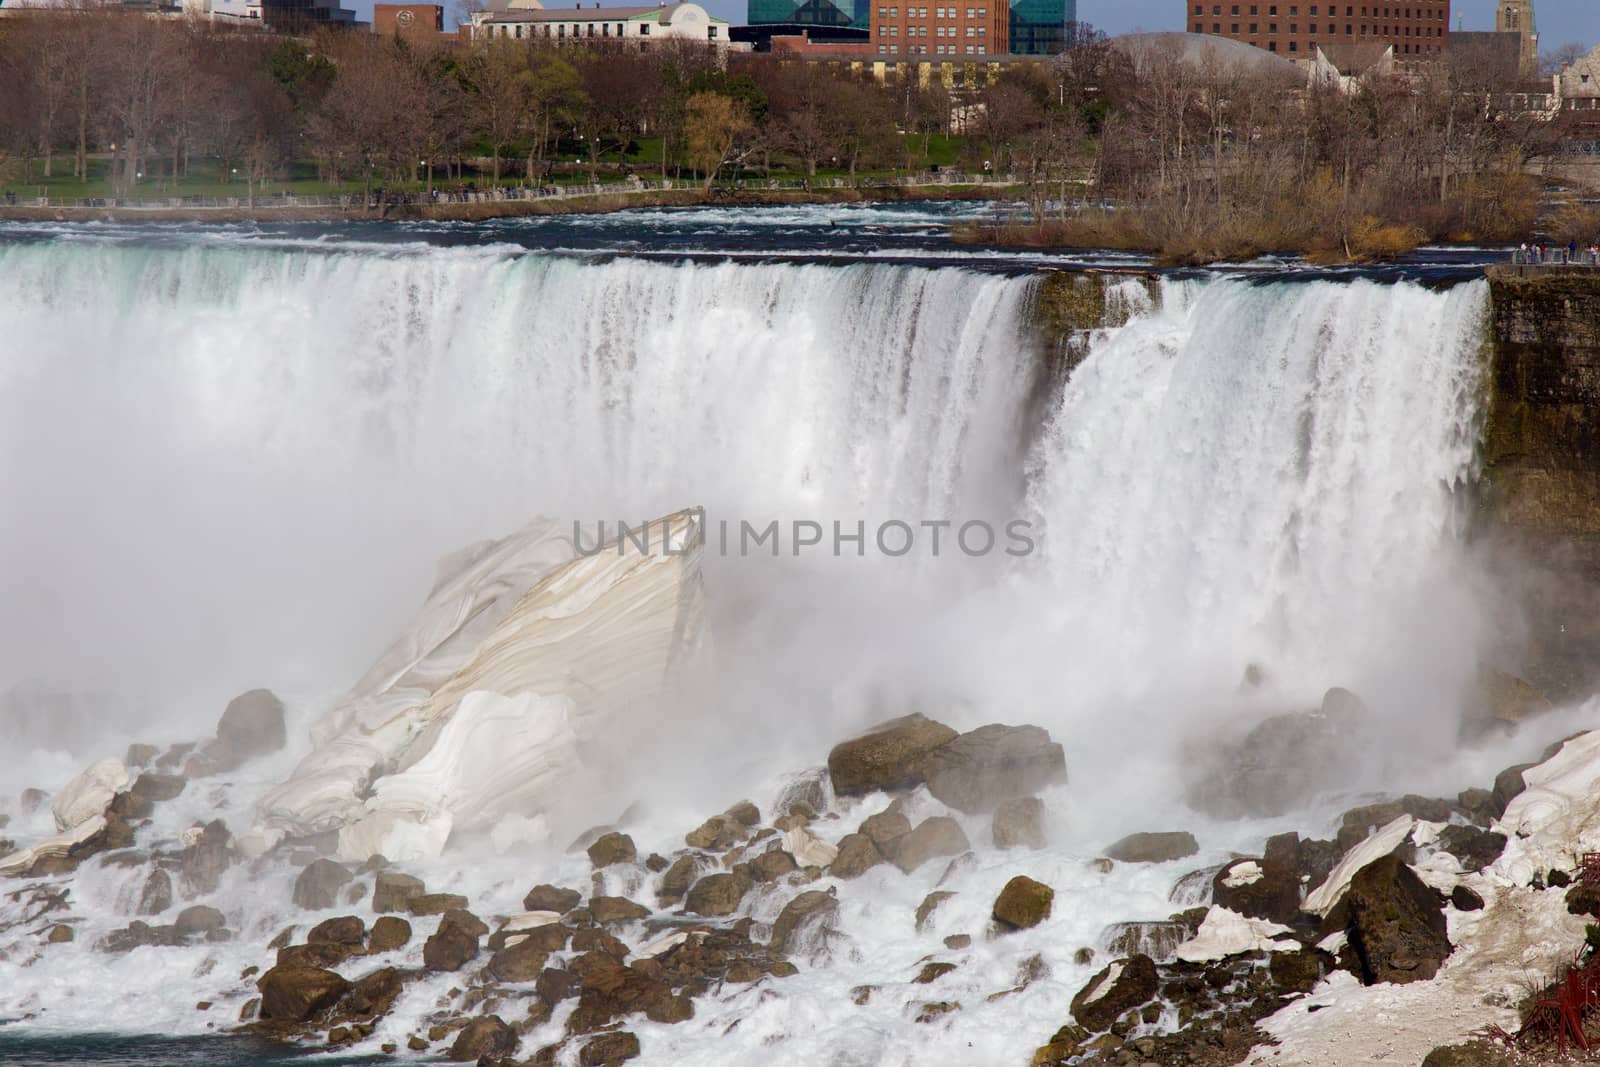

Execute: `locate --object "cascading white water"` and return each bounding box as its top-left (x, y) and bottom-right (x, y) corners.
top-left (1023, 277), bottom-right (1489, 700)
top-left (0, 242), bottom-right (1041, 741)
top-left (0, 234), bottom-right (1509, 1064)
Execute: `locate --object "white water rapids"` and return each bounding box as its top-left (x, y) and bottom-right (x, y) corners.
top-left (0, 237), bottom-right (1516, 1064)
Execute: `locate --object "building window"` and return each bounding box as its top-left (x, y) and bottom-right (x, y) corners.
top-left (966, 24), bottom-right (974, 34)
top-left (1289, 22), bottom-right (1296, 31)
top-left (879, 43), bottom-right (887, 51)
top-left (1289, 39), bottom-right (1297, 49)
top-left (1249, 22), bottom-right (1258, 32)
top-left (1268, 21), bottom-right (1276, 31)
top-left (1213, 22), bottom-right (1220, 31)
top-left (1268, 39), bottom-right (1276, 49)
top-left (1230, 3), bottom-right (1238, 12)
top-left (639, 22), bottom-right (648, 33)
top-left (879, 5), bottom-right (886, 13)
top-left (977, 25), bottom-right (984, 34)
top-left (708, 25), bottom-right (718, 37)
top-left (1231, 23), bottom-right (1238, 32)
top-left (601, 23), bottom-right (608, 35)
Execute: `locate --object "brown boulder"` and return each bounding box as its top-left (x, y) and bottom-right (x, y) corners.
top-left (177, 819), bottom-right (231, 896)
top-left (1104, 831), bottom-right (1198, 864)
top-left (771, 890), bottom-right (839, 954)
top-left (293, 859), bottom-right (352, 911)
top-left (257, 965), bottom-right (351, 1023)
top-left (488, 938), bottom-right (550, 983)
top-left (372, 871), bottom-right (424, 913)
top-left (749, 849), bottom-right (799, 882)
top-left (1070, 954), bottom-right (1158, 1033)
top-left (923, 724), bottom-right (1067, 814)
top-left (684, 814), bottom-right (747, 850)
top-left (522, 883), bottom-right (582, 914)
top-left (407, 892), bottom-right (468, 916)
top-left (368, 916), bottom-right (411, 952)
top-left (1345, 854), bottom-right (1451, 984)
top-left (580, 1031), bottom-right (641, 1066)
top-left (915, 891), bottom-right (955, 932)
top-left (342, 966), bottom-right (402, 1018)
top-left (447, 1015), bottom-right (516, 1061)
top-left (587, 832), bottom-right (637, 868)
top-left (568, 953), bottom-right (693, 1032)
top-left (422, 915), bottom-right (480, 972)
top-left (830, 833), bottom-right (885, 879)
top-left (826, 713), bottom-right (958, 796)
top-left (891, 816), bottom-right (971, 874)
top-left (859, 809), bottom-right (913, 850)
top-left (993, 875), bottom-right (1054, 930)
top-left (589, 896), bottom-right (650, 924)
top-left (656, 855), bottom-right (703, 903)
top-left (1212, 857), bottom-right (1301, 925)
top-left (307, 916), bottom-right (365, 946)
top-left (209, 689), bottom-right (287, 771)
top-left (685, 873), bottom-right (751, 917)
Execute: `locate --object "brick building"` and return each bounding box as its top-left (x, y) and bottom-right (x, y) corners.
top-left (869, 0), bottom-right (1009, 57)
top-left (374, 2), bottom-right (443, 38)
top-left (1186, 0), bottom-right (1449, 59)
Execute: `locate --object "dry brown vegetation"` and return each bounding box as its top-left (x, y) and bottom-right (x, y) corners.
top-left (956, 35), bottom-right (1555, 264)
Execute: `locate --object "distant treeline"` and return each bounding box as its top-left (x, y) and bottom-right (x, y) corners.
top-left (0, 12), bottom-right (1563, 259)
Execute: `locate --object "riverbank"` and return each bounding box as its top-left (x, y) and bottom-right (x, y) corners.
top-left (0, 182), bottom-right (1021, 225)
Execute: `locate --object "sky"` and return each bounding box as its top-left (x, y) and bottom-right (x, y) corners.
top-left (685, 0), bottom-right (1596, 50)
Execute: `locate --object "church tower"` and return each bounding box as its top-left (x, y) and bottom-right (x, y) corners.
top-left (1496, 0), bottom-right (1539, 80)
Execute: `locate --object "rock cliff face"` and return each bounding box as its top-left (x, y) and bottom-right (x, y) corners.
top-left (1483, 265), bottom-right (1600, 695)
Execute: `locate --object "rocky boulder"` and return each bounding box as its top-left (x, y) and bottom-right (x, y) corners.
top-left (829, 833), bottom-right (884, 879)
top-left (1344, 854), bottom-right (1451, 984)
top-left (130, 773), bottom-right (186, 802)
top-left (992, 797), bottom-right (1047, 850)
top-left (363, 870), bottom-right (419, 912)
top-left (342, 966), bottom-right (402, 1018)
top-left (685, 814), bottom-right (747, 850)
top-left (1187, 687), bottom-right (1369, 817)
top-left (422, 913), bottom-right (480, 972)
top-left (1212, 858), bottom-right (1300, 925)
top-left (771, 890), bottom-right (839, 954)
top-left (993, 875), bottom-right (1054, 930)
top-left (685, 873), bottom-right (751, 917)
top-left (580, 1031), bottom-right (641, 1065)
top-left (52, 758), bottom-right (129, 832)
top-left (859, 809), bottom-right (913, 851)
top-left (447, 1015), bottom-right (516, 1061)
top-left (522, 883), bottom-right (582, 914)
top-left (1070, 954), bottom-right (1159, 1033)
top-left (488, 937), bottom-right (549, 982)
top-left (407, 892), bottom-right (468, 916)
top-left (1105, 831), bottom-right (1198, 864)
top-left (306, 915), bottom-right (364, 946)
top-left (1435, 825), bottom-right (1507, 872)
top-left (257, 965), bottom-right (351, 1023)
top-left (826, 714), bottom-right (958, 796)
top-left (890, 816), bottom-right (971, 874)
top-left (174, 905), bottom-right (225, 938)
top-left (369, 916), bottom-right (411, 952)
top-left (292, 859), bottom-right (352, 911)
top-left (587, 832), bottom-right (637, 868)
top-left (208, 689), bottom-right (287, 771)
top-left (923, 724), bottom-right (1067, 814)
top-left (590, 896), bottom-right (650, 924)
top-left (750, 848), bottom-right (800, 882)
top-left (177, 820), bottom-right (232, 896)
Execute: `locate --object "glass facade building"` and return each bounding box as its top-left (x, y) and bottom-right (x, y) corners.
top-left (747, 0), bottom-right (870, 32)
top-left (1009, 0), bottom-right (1076, 53)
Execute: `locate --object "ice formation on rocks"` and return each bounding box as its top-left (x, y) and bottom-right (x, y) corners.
top-left (251, 509), bottom-right (705, 860)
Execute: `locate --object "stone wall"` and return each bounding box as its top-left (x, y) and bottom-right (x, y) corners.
top-left (1482, 264), bottom-right (1600, 695)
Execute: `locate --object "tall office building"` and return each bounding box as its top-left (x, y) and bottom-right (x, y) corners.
top-left (1009, 0), bottom-right (1074, 54)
